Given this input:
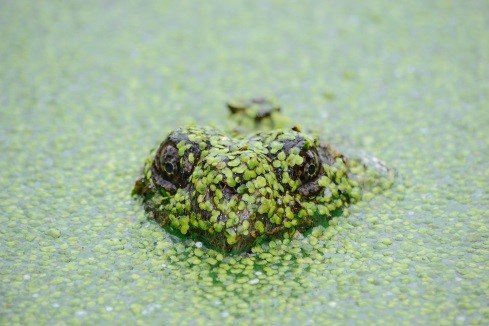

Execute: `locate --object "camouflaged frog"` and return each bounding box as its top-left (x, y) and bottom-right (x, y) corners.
top-left (133, 98), bottom-right (393, 252)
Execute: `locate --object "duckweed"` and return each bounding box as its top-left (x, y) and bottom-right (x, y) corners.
top-left (1, 1), bottom-right (487, 325)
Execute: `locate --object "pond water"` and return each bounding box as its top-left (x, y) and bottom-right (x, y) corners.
top-left (1, 1), bottom-right (487, 324)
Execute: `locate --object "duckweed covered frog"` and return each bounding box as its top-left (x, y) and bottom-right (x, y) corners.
top-left (133, 98), bottom-right (393, 252)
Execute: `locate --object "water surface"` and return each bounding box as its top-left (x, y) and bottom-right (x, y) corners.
top-left (1, 1), bottom-right (487, 324)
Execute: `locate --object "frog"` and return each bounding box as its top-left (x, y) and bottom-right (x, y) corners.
top-left (133, 97), bottom-right (393, 253)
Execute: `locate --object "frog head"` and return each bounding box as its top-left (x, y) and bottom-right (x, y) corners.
top-left (134, 126), bottom-right (361, 252)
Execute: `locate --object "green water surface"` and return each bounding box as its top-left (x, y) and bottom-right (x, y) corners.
top-left (1, 1), bottom-right (488, 324)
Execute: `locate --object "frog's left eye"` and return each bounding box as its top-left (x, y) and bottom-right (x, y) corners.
top-left (305, 162), bottom-right (317, 177)
top-left (293, 148), bottom-right (324, 196)
top-left (299, 149), bottom-right (321, 183)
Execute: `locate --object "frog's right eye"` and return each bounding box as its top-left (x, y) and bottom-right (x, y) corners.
top-left (151, 142), bottom-right (182, 193)
top-left (164, 162), bottom-right (175, 174)
top-left (152, 133), bottom-right (202, 193)
top-left (158, 145), bottom-right (180, 178)
top-left (158, 145), bottom-right (179, 177)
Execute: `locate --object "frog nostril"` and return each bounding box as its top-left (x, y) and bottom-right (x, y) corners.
top-left (218, 181), bottom-right (238, 198)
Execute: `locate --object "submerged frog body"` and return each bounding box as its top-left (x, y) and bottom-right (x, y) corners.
top-left (134, 99), bottom-right (393, 252)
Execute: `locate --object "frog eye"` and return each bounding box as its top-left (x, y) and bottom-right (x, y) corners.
top-left (299, 149), bottom-right (321, 183)
top-left (150, 142), bottom-right (182, 193)
top-left (164, 162), bottom-right (175, 174)
top-left (306, 162), bottom-right (317, 177)
top-left (152, 129), bottom-right (203, 193)
top-left (159, 144), bottom-right (180, 176)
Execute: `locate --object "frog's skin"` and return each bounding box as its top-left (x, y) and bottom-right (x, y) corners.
top-left (133, 98), bottom-right (392, 252)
